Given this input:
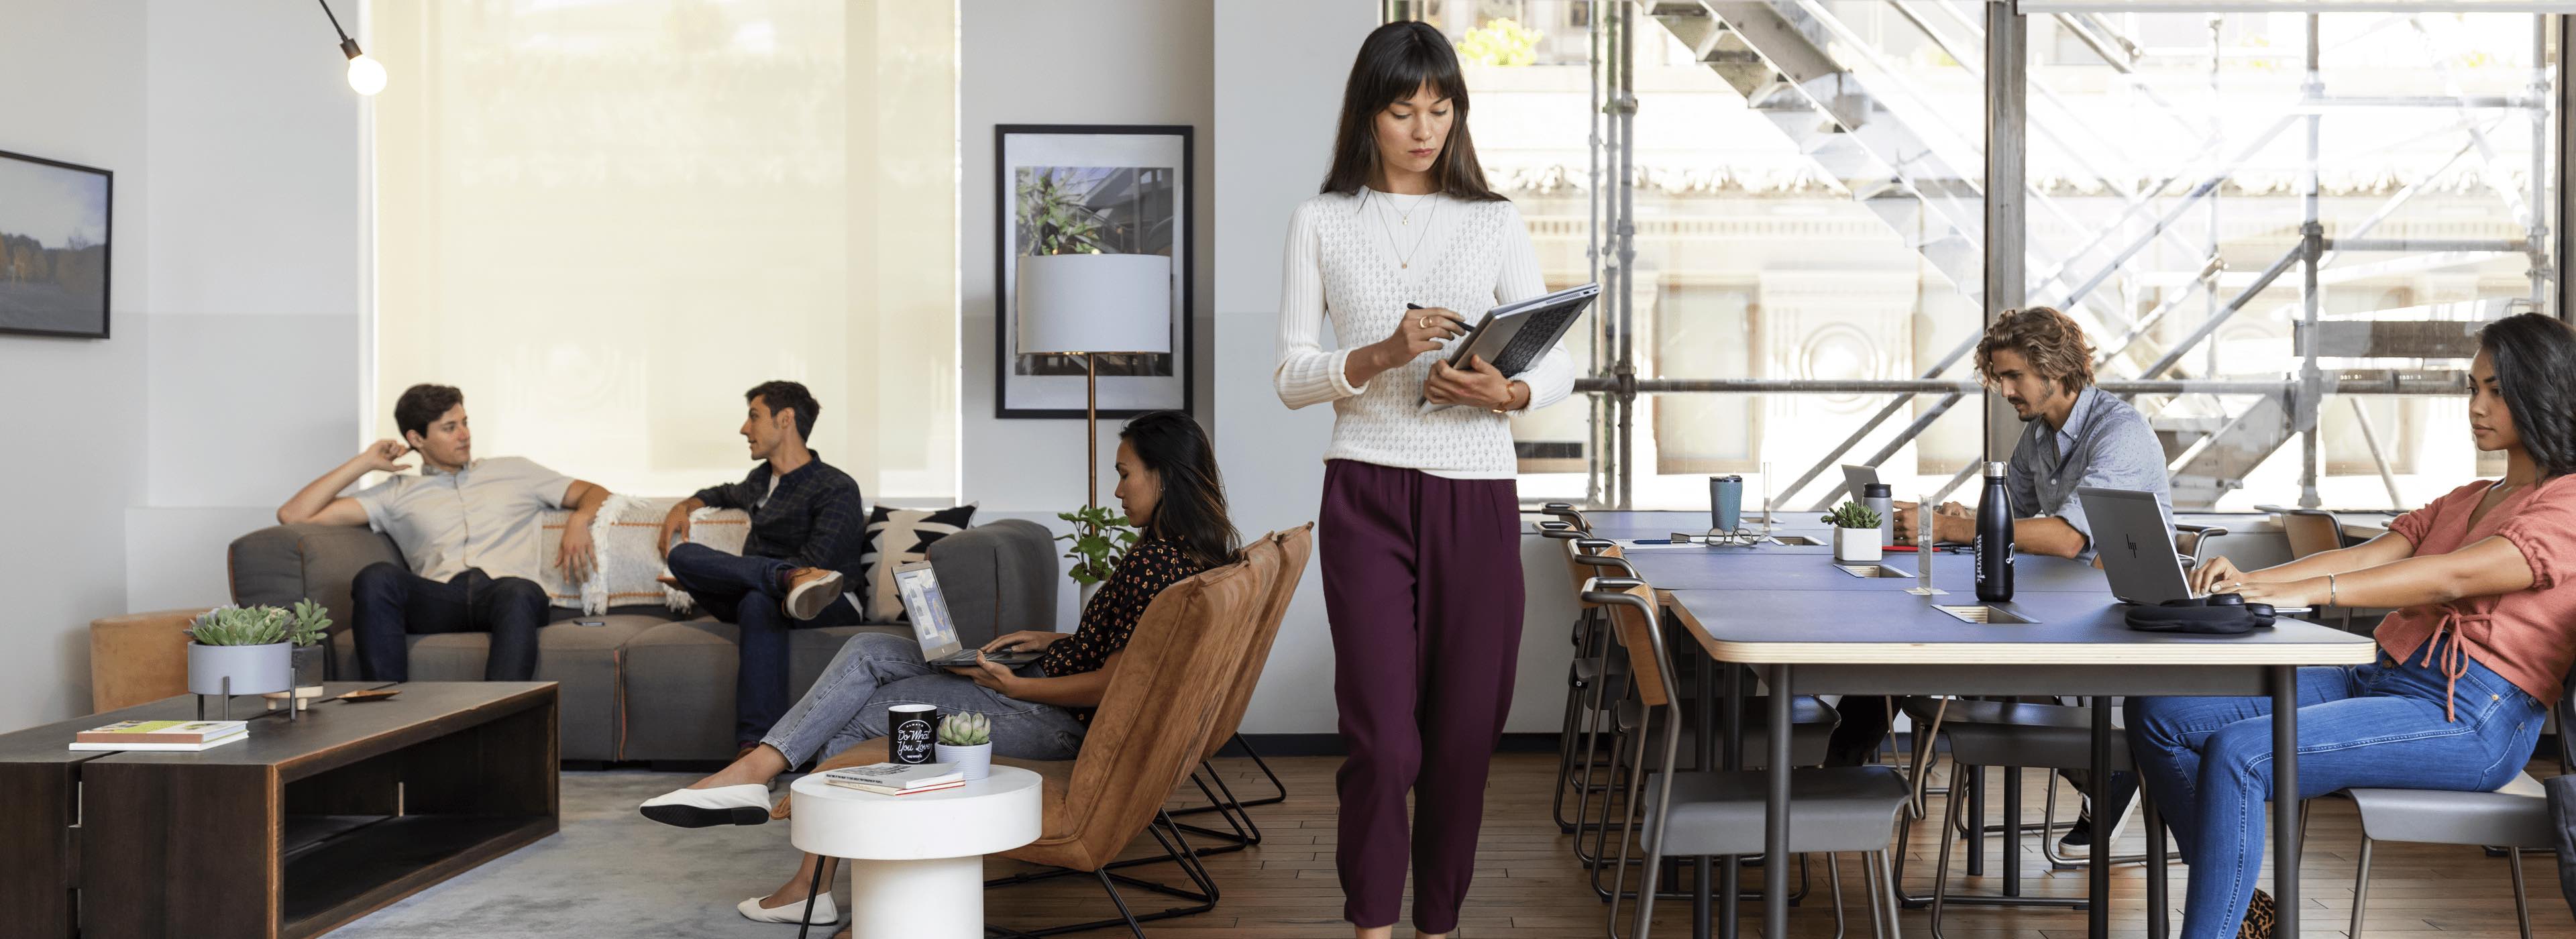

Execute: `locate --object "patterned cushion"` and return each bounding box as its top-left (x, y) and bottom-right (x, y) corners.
top-left (861, 504), bottom-right (978, 621)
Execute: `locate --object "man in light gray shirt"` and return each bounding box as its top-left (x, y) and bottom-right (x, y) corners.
top-left (1886, 306), bottom-right (2170, 857)
top-left (276, 384), bottom-right (610, 682)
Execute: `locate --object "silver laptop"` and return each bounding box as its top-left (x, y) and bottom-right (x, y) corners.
top-left (1839, 464), bottom-right (1880, 503)
top-left (2078, 487), bottom-right (2195, 604)
top-left (892, 561), bottom-right (1042, 668)
top-left (2079, 486), bottom-right (2311, 612)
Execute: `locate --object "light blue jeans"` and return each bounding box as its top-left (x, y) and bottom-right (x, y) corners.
top-left (2128, 632), bottom-right (2544, 939)
top-left (759, 631), bottom-right (1087, 768)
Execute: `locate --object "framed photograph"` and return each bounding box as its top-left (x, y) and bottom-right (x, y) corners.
top-left (0, 150), bottom-right (112, 339)
top-left (995, 124), bottom-right (1191, 419)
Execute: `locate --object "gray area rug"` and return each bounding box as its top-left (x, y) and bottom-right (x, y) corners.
top-left (332, 771), bottom-right (836, 939)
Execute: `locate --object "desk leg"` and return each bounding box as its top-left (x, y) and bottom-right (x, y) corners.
top-left (2145, 785), bottom-right (2170, 939)
top-left (2088, 698), bottom-right (2113, 939)
top-left (1721, 664), bottom-right (1743, 939)
top-left (1765, 665), bottom-right (1793, 939)
top-left (2272, 666), bottom-right (2299, 939)
top-left (2002, 767), bottom-right (2023, 897)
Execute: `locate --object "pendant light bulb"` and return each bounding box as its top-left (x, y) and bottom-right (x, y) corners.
top-left (341, 38), bottom-right (385, 96)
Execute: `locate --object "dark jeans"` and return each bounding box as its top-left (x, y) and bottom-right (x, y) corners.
top-left (350, 563), bottom-right (549, 682)
top-left (1827, 694), bottom-right (2133, 810)
top-left (665, 543), bottom-right (860, 747)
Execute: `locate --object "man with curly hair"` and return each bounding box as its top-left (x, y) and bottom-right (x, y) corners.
top-left (1894, 305), bottom-right (2170, 561)
top-left (1878, 307), bottom-right (2169, 855)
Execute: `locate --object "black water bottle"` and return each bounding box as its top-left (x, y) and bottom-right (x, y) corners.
top-left (1974, 461), bottom-right (2015, 602)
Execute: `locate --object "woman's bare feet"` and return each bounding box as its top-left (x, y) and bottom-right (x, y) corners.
top-left (688, 744), bottom-right (790, 791)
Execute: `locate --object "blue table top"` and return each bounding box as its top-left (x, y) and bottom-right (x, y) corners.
top-left (1657, 587), bottom-right (2376, 665)
top-left (1602, 545), bottom-right (2109, 594)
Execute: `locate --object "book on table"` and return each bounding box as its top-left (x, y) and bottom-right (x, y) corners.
top-left (69, 720), bottom-right (250, 752)
top-left (819, 762), bottom-right (965, 795)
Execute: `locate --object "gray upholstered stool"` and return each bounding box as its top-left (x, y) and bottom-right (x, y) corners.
top-left (1898, 698), bottom-right (2133, 938)
top-left (2348, 773), bottom-right (2553, 939)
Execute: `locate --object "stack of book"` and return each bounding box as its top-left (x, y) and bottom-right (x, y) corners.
top-left (69, 720), bottom-right (250, 752)
top-left (819, 763), bottom-right (967, 796)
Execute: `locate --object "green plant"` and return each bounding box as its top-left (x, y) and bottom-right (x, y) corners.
top-left (186, 606), bottom-right (289, 647)
top-left (1057, 504), bottom-right (1141, 588)
top-left (937, 712), bottom-right (991, 747)
top-left (1454, 17), bottom-right (1540, 67)
top-left (1824, 502), bottom-right (1882, 530)
top-left (286, 599), bottom-right (333, 648)
top-left (1017, 168), bottom-right (1110, 256)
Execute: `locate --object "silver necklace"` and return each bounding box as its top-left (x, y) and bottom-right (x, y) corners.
top-left (1383, 190), bottom-right (1431, 225)
top-left (1367, 190), bottom-right (1438, 270)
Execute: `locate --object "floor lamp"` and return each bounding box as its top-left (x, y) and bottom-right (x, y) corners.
top-left (1014, 252), bottom-right (1173, 509)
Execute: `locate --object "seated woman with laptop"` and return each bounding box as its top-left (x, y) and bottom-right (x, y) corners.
top-left (2131, 312), bottom-right (2576, 939)
top-left (636, 410), bottom-right (1240, 927)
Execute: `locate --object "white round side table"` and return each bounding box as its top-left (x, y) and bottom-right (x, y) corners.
top-left (787, 765), bottom-right (1044, 939)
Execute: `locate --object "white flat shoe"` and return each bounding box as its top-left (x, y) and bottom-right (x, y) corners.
top-left (739, 892), bottom-right (839, 924)
top-left (637, 783), bottom-right (771, 828)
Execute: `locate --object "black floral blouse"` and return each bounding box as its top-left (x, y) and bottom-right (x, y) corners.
top-left (1037, 536), bottom-right (1208, 721)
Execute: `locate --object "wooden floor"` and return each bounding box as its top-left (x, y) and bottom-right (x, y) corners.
top-left (978, 751), bottom-right (2575, 939)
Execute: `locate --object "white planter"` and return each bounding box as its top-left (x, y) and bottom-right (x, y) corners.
top-left (1833, 527), bottom-right (1882, 563)
top-left (936, 742), bottom-right (994, 781)
top-left (188, 642), bottom-right (292, 696)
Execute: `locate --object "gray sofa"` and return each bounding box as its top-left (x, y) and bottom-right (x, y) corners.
top-left (226, 519), bottom-right (1057, 763)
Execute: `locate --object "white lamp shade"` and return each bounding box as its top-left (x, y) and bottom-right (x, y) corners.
top-left (1016, 253), bottom-right (1173, 355)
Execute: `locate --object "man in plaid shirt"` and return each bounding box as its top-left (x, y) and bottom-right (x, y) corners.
top-left (659, 381), bottom-right (869, 753)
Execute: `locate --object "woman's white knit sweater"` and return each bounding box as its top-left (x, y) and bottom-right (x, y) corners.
top-left (1272, 188), bottom-right (1576, 480)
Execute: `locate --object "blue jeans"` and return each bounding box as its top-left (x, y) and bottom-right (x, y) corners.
top-left (2128, 632), bottom-right (2545, 939)
top-left (350, 563), bottom-right (549, 681)
top-left (760, 631), bottom-right (1086, 768)
top-left (665, 543), bottom-right (861, 747)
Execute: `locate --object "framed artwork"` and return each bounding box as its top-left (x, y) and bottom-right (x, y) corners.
top-left (994, 124), bottom-right (1192, 419)
top-left (0, 150), bottom-right (112, 339)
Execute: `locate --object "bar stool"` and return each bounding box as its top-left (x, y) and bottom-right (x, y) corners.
top-left (1896, 699), bottom-right (2133, 939)
top-left (1586, 577), bottom-right (1910, 939)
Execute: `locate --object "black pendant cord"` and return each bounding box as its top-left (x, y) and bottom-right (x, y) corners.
top-left (318, 0), bottom-right (352, 43)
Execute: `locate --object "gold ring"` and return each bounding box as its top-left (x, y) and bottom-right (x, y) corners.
top-left (1417, 316), bottom-right (1432, 330)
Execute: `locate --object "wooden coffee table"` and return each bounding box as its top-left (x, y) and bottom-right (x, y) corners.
top-left (0, 681), bottom-right (557, 939)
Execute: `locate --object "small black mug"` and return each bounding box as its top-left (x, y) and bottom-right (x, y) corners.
top-left (888, 704), bottom-right (938, 765)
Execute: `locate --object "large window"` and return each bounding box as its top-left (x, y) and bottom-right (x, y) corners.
top-left (372, 0), bottom-right (959, 501)
top-left (1404, 1), bottom-right (2560, 512)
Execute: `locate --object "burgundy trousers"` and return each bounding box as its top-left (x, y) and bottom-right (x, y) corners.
top-left (1319, 459), bottom-right (1525, 932)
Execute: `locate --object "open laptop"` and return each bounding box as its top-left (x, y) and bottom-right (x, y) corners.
top-left (1839, 463), bottom-right (1881, 503)
top-left (2078, 486), bottom-right (2312, 612)
top-left (892, 560), bottom-right (1043, 669)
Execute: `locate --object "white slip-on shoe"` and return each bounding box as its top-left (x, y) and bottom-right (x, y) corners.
top-left (637, 783), bottom-right (772, 828)
top-left (739, 892), bottom-right (839, 925)
top-left (783, 568), bottom-right (847, 620)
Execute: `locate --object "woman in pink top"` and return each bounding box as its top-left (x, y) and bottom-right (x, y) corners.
top-left (2132, 312), bottom-right (2576, 939)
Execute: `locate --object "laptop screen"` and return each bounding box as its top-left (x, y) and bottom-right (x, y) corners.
top-left (894, 563), bottom-right (962, 658)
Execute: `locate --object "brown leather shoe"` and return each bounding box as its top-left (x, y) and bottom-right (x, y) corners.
top-left (782, 568), bottom-right (846, 621)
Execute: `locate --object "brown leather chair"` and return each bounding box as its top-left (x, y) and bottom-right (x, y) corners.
top-left (1163, 526), bottom-right (1312, 850)
top-left (796, 531), bottom-right (1287, 935)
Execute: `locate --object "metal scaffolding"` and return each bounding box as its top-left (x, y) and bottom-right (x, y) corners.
top-left (1566, 0), bottom-right (2569, 512)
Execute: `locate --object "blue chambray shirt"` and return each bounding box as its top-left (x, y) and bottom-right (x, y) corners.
top-left (2004, 385), bottom-right (2171, 561)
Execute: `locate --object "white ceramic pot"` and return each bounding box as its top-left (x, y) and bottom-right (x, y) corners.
top-left (188, 641), bottom-right (292, 696)
top-left (1833, 526), bottom-right (1882, 563)
top-left (936, 742), bottom-right (994, 781)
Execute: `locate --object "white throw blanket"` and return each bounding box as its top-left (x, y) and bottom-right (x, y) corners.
top-left (535, 496), bottom-right (752, 614)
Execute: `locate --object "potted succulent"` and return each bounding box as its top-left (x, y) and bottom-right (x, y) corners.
top-left (934, 712), bottom-right (993, 781)
top-left (184, 606), bottom-right (294, 701)
top-left (270, 600), bottom-right (332, 712)
top-left (1825, 501), bottom-right (1884, 563)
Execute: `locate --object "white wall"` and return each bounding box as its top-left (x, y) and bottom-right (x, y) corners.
top-left (958, 0), bottom-right (1217, 627)
top-left (1212, 0), bottom-right (1381, 734)
top-left (127, 1), bottom-right (366, 616)
top-left (0, 0), bottom-right (152, 729)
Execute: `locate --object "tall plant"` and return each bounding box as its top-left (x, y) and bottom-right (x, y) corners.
top-left (1017, 168), bottom-right (1110, 256)
top-left (1057, 505), bottom-right (1140, 588)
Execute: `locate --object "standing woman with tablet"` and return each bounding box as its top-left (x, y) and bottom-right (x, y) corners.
top-left (1274, 21), bottom-right (1576, 939)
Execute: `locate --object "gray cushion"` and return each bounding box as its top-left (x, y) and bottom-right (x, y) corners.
top-left (615, 620), bottom-right (909, 762)
top-left (1907, 698), bottom-right (2131, 772)
top-left (1644, 765), bottom-right (1913, 856)
top-left (389, 615), bottom-right (667, 763)
top-left (2350, 773), bottom-right (2553, 848)
top-left (230, 524), bottom-right (405, 672)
